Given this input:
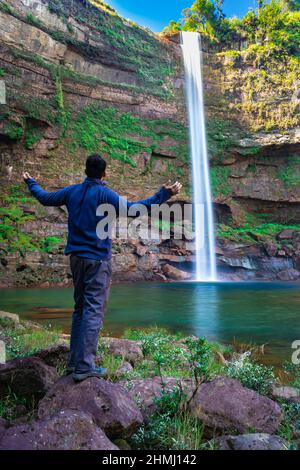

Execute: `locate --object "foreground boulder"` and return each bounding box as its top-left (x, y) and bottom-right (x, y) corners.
top-left (119, 377), bottom-right (194, 419)
top-left (214, 433), bottom-right (288, 451)
top-left (0, 410), bottom-right (118, 450)
top-left (189, 377), bottom-right (282, 434)
top-left (0, 311), bottom-right (20, 326)
top-left (34, 344), bottom-right (70, 369)
top-left (0, 418), bottom-right (8, 441)
top-left (101, 337), bottom-right (143, 365)
top-left (38, 375), bottom-right (143, 438)
top-left (277, 269), bottom-right (300, 281)
top-left (271, 385), bottom-right (300, 403)
top-left (0, 357), bottom-right (58, 401)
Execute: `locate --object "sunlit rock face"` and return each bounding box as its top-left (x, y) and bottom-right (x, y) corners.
top-left (0, 0), bottom-right (299, 285)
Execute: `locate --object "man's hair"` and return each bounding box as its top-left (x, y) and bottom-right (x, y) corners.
top-left (85, 154), bottom-right (107, 179)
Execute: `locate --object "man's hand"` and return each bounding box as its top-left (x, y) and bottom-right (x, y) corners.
top-left (164, 181), bottom-right (182, 196)
top-left (23, 172), bottom-right (32, 182)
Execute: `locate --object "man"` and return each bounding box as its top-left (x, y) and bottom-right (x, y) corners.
top-left (23, 154), bottom-right (182, 382)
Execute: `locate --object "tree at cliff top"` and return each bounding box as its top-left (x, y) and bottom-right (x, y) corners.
top-left (163, 0), bottom-right (300, 58)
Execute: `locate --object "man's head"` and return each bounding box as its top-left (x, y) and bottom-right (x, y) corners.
top-left (85, 154), bottom-right (107, 179)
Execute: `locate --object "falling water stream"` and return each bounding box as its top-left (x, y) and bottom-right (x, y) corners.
top-left (181, 32), bottom-right (217, 281)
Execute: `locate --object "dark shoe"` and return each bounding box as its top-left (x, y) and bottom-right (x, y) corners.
top-left (72, 367), bottom-right (108, 382)
top-left (64, 367), bottom-right (75, 376)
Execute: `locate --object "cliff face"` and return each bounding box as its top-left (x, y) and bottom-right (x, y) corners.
top-left (203, 45), bottom-right (300, 280)
top-left (0, 0), bottom-right (299, 286)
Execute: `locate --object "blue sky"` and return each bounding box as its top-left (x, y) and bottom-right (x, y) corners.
top-left (107, 1), bottom-right (257, 31)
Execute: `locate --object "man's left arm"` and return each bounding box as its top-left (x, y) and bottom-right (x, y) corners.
top-left (127, 181), bottom-right (182, 210)
top-left (23, 172), bottom-right (70, 207)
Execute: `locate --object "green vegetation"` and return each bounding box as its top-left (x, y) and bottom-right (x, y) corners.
top-left (225, 360), bottom-right (276, 395)
top-left (278, 155), bottom-right (300, 187)
top-left (1, 321), bottom-right (299, 448)
top-left (26, 12), bottom-right (43, 28)
top-left (5, 328), bottom-right (61, 361)
top-left (279, 402), bottom-right (300, 447)
top-left (0, 393), bottom-right (36, 422)
top-left (66, 104), bottom-right (188, 168)
top-left (107, 328), bottom-right (299, 449)
top-left (0, 68), bottom-right (5, 77)
top-left (207, 117), bottom-right (239, 162)
top-left (217, 222), bottom-right (300, 244)
top-left (24, 122), bottom-right (44, 149)
top-left (284, 362), bottom-right (300, 390)
top-left (130, 387), bottom-right (205, 450)
top-left (210, 167), bottom-right (232, 198)
top-left (1, 122), bottom-right (23, 140)
top-left (164, 0), bottom-right (300, 132)
top-left (0, 1), bottom-right (13, 15)
top-left (164, 0), bottom-right (300, 58)
top-left (9, 0), bottom-right (176, 98)
top-left (40, 236), bottom-right (63, 253)
top-left (0, 185), bottom-right (36, 254)
top-left (0, 317), bottom-right (60, 360)
top-left (0, 185), bottom-right (65, 255)
top-left (11, 48), bottom-right (152, 97)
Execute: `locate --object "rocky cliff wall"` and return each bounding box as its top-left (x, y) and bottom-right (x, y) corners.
top-left (0, 0), bottom-right (300, 286)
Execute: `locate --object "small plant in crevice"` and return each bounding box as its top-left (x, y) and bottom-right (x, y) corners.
top-left (185, 337), bottom-right (216, 387)
top-left (282, 362), bottom-right (300, 391)
top-left (279, 402), bottom-right (300, 449)
top-left (130, 386), bottom-right (204, 450)
top-left (26, 12), bottom-right (43, 28)
top-left (0, 391), bottom-right (36, 422)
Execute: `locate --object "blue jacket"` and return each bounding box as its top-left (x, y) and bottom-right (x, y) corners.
top-left (26, 177), bottom-right (172, 260)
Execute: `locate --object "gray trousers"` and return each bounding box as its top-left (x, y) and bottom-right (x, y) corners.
top-left (68, 255), bottom-right (111, 373)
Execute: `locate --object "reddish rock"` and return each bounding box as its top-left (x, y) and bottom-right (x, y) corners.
top-left (115, 362), bottom-right (134, 378)
top-left (277, 269), bottom-right (300, 281)
top-left (101, 337), bottom-right (143, 365)
top-left (0, 311), bottom-right (20, 325)
top-left (135, 245), bottom-right (148, 257)
top-left (277, 230), bottom-right (295, 240)
top-left (271, 385), bottom-right (300, 403)
top-left (214, 433), bottom-right (288, 451)
top-left (0, 410), bottom-right (118, 450)
top-left (0, 418), bottom-right (8, 441)
top-left (264, 242), bottom-right (278, 257)
top-left (0, 357), bottom-right (58, 401)
top-left (38, 375), bottom-right (143, 439)
top-left (278, 250), bottom-right (286, 257)
top-left (119, 377), bottom-right (194, 419)
top-left (189, 377), bottom-right (282, 434)
top-left (161, 264), bottom-right (192, 281)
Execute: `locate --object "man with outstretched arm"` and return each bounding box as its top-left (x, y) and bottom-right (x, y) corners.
top-left (23, 154), bottom-right (182, 382)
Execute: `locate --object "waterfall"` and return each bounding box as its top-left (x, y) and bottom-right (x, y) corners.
top-left (181, 32), bottom-right (217, 282)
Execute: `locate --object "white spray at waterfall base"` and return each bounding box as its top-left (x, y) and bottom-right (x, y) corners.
top-left (181, 32), bottom-right (217, 282)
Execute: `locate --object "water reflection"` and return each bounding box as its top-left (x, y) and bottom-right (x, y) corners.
top-left (0, 282), bottom-right (299, 366)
